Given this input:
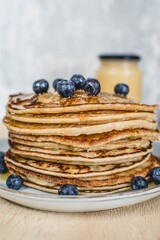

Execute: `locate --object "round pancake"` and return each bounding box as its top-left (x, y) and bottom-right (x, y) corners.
top-left (4, 91), bottom-right (159, 195)
top-left (5, 152), bottom-right (151, 178)
top-left (8, 146), bottom-right (152, 165)
top-left (5, 168), bottom-right (131, 194)
top-left (9, 141), bottom-right (151, 158)
top-left (23, 182), bottom-right (130, 194)
top-left (5, 164), bottom-right (131, 193)
top-left (9, 135), bottom-right (151, 152)
top-left (9, 129), bottom-right (158, 148)
top-left (6, 155), bottom-right (159, 188)
top-left (3, 117), bottom-right (157, 136)
top-left (7, 92), bottom-right (158, 114)
top-left (6, 111), bottom-right (155, 124)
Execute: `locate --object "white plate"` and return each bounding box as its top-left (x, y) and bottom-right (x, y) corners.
top-left (0, 139), bottom-right (160, 212)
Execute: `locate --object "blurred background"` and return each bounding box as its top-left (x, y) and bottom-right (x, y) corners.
top-left (0, 0), bottom-right (160, 119)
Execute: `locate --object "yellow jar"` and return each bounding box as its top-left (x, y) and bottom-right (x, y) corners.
top-left (96, 54), bottom-right (142, 101)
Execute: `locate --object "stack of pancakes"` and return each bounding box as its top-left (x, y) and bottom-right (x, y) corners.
top-left (3, 92), bottom-right (160, 194)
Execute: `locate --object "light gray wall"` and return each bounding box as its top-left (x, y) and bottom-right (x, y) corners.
top-left (0, 0), bottom-right (160, 118)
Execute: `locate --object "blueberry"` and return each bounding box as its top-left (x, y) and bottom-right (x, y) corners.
top-left (53, 79), bottom-right (63, 91)
top-left (114, 83), bottom-right (129, 97)
top-left (33, 79), bottom-right (49, 94)
top-left (84, 78), bottom-right (101, 96)
top-left (0, 152), bottom-right (8, 174)
top-left (150, 167), bottom-right (160, 185)
top-left (6, 174), bottom-right (23, 190)
top-left (58, 184), bottom-right (78, 195)
top-left (57, 80), bottom-right (75, 98)
top-left (131, 176), bottom-right (148, 191)
top-left (0, 151), bottom-right (4, 159)
top-left (70, 74), bottom-right (86, 90)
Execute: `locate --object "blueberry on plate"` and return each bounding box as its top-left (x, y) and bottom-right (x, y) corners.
top-left (114, 83), bottom-right (129, 97)
top-left (33, 79), bottom-right (49, 94)
top-left (53, 79), bottom-right (63, 91)
top-left (84, 78), bottom-right (101, 96)
top-left (58, 184), bottom-right (78, 195)
top-left (0, 152), bottom-right (8, 174)
top-left (150, 167), bottom-right (160, 185)
top-left (57, 80), bottom-right (75, 98)
top-left (6, 174), bottom-right (23, 190)
top-left (70, 74), bottom-right (86, 90)
top-left (131, 176), bottom-right (148, 191)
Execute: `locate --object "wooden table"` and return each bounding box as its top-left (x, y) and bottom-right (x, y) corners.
top-left (0, 124), bottom-right (160, 240)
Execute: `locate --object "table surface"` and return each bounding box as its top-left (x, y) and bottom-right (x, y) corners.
top-left (0, 124), bottom-right (160, 240)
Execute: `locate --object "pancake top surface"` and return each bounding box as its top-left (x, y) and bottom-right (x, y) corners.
top-left (8, 91), bottom-right (158, 113)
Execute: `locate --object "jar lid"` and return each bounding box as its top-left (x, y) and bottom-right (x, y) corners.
top-left (99, 54), bottom-right (141, 61)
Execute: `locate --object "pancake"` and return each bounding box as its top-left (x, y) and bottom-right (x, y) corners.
top-left (9, 140), bottom-right (151, 158)
top-left (8, 169), bottom-right (131, 194)
top-left (3, 117), bottom-right (157, 136)
top-left (5, 151), bottom-right (151, 178)
top-left (4, 91), bottom-right (159, 195)
top-left (6, 111), bottom-right (156, 124)
top-left (7, 92), bottom-right (158, 114)
top-left (9, 146), bottom-right (152, 165)
top-left (8, 135), bottom-right (151, 152)
top-left (9, 129), bottom-right (158, 148)
top-left (5, 155), bottom-right (159, 190)
top-left (23, 182), bottom-right (130, 194)
top-left (24, 181), bottom-right (130, 195)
